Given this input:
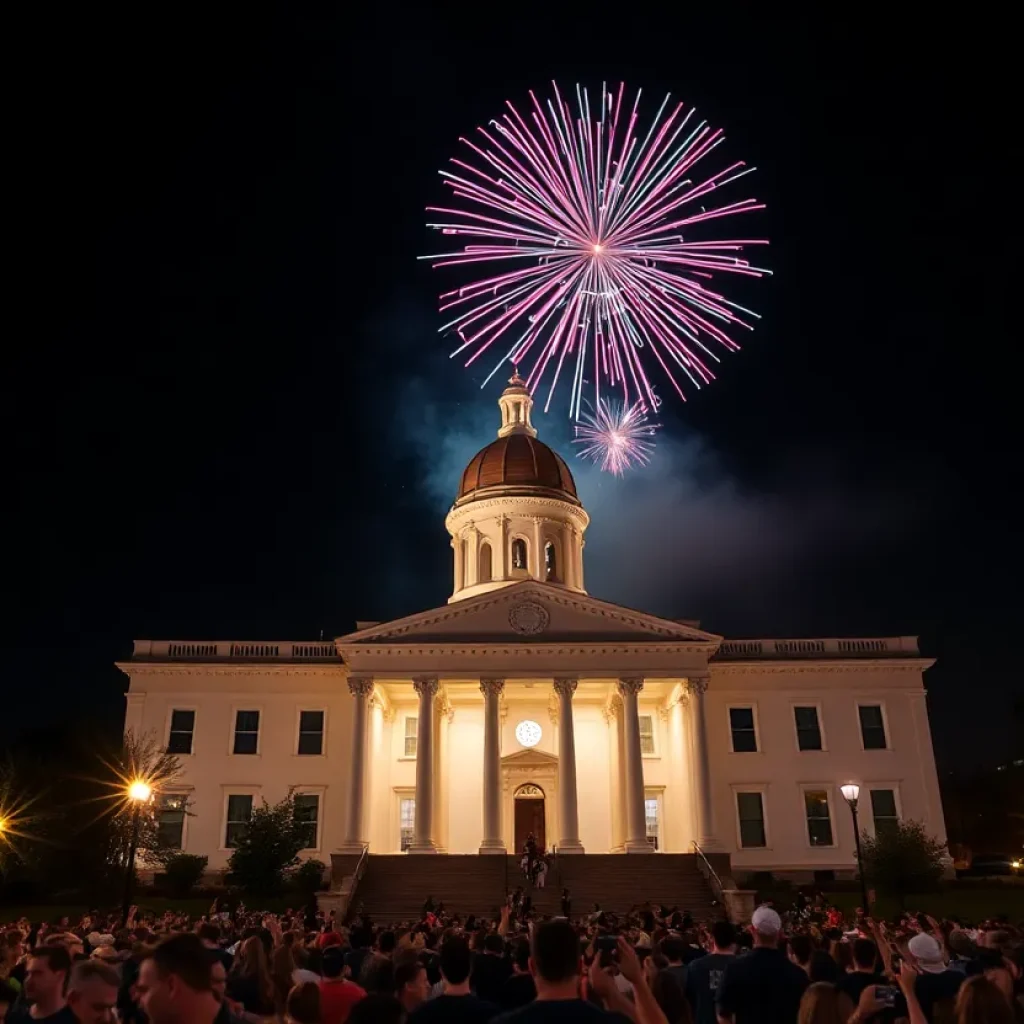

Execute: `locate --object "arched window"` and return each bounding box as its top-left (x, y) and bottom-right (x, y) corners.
top-left (544, 540), bottom-right (558, 581)
top-left (479, 541), bottom-right (493, 582)
top-left (511, 537), bottom-right (528, 571)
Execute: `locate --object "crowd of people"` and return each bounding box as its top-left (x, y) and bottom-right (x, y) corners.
top-left (0, 893), bottom-right (1021, 1023)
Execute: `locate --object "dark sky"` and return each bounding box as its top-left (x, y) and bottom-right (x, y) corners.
top-left (5, 7), bottom-right (1019, 774)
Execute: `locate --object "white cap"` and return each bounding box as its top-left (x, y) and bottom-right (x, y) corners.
top-left (751, 906), bottom-right (782, 935)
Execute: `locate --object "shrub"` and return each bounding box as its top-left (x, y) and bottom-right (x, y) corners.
top-left (860, 819), bottom-right (946, 901)
top-left (163, 854), bottom-right (208, 897)
top-left (226, 795), bottom-right (307, 896)
top-left (293, 859), bottom-right (327, 894)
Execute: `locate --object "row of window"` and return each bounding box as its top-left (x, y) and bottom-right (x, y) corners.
top-left (727, 704), bottom-right (889, 754)
top-left (459, 536), bottom-right (560, 587)
top-left (734, 786), bottom-right (899, 849)
top-left (167, 709), bottom-right (326, 756)
top-left (156, 792), bottom-right (322, 851)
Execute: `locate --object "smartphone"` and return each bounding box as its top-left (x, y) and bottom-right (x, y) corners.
top-left (890, 953), bottom-right (902, 973)
top-left (875, 985), bottom-right (899, 1007)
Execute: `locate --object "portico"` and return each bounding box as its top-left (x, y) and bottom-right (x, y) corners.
top-left (334, 584), bottom-right (722, 856)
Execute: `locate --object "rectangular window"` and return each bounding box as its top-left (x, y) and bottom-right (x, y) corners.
top-left (794, 706), bottom-right (823, 751)
top-left (804, 789), bottom-right (834, 847)
top-left (859, 705), bottom-right (888, 750)
top-left (297, 710), bottom-right (324, 755)
top-left (225, 794), bottom-right (253, 848)
top-left (639, 715), bottom-right (656, 755)
top-left (729, 707), bottom-right (758, 752)
top-left (404, 716), bottom-right (418, 758)
top-left (294, 794), bottom-right (320, 850)
top-left (870, 789), bottom-right (899, 835)
top-left (736, 792), bottom-right (767, 848)
top-left (644, 795), bottom-right (659, 850)
top-left (233, 710), bottom-right (260, 755)
top-left (400, 797), bottom-right (415, 851)
top-left (167, 709), bottom-right (195, 755)
top-left (156, 794), bottom-right (186, 849)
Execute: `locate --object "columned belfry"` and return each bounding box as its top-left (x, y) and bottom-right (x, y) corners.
top-left (445, 372), bottom-right (590, 603)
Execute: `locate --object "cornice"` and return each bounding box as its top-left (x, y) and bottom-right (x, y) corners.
top-left (340, 643), bottom-right (715, 658)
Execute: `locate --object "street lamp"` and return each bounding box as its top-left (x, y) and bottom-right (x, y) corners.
top-left (841, 783), bottom-right (870, 913)
top-left (122, 780), bottom-right (153, 922)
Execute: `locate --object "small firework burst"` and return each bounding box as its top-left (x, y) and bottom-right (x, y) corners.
top-left (574, 398), bottom-right (659, 476)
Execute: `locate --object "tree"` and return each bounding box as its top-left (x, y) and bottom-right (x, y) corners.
top-left (104, 731), bottom-right (192, 870)
top-left (227, 794), bottom-right (307, 896)
top-left (859, 819), bottom-right (947, 900)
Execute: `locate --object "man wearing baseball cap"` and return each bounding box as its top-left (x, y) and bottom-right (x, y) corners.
top-left (893, 933), bottom-right (963, 1022)
top-left (716, 907), bottom-right (808, 1024)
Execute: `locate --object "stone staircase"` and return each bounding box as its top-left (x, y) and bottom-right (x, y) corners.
top-left (327, 852), bottom-right (722, 922)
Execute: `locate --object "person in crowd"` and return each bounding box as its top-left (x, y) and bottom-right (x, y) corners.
top-left (685, 921), bottom-right (736, 1024)
top-left (1, 932), bottom-right (26, 995)
top-left (896, 932), bottom-right (964, 1023)
top-left (473, 933), bottom-right (512, 1004)
top-left (1, 979), bottom-right (19, 1022)
top-left (226, 934), bottom-right (275, 1017)
top-left (319, 945), bottom-right (365, 1024)
top-left (284, 980), bottom-right (321, 1024)
top-left (797, 982), bottom-right (846, 1024)
top-left (716, 906), bottom-right (809, 1024)
top-left (659, 936), bottom-right (690, 992)
top-left (209, 957), bottom-right (246, 1024)
top-left (411, 933), bottom-right (497, 1023)
top-left (199, 923), bottom-right (233, 972)
top-left (134, 934), bottom-right (221, 1024)
top-left (834, 937), bottom-right (885, 1016)
top-left (8, 945), bottom-right (74, 1023)
top-left (560, 890), bottom-right (572, 920)
top-left (362, 930), bottom-right (397, 994)
top-left (395, 958), bottom-right (430, 1016)
top-left (64, 960), bottom-right (118, 1024)
top-left (500, 939), bottom-right (536, 1011)
top-left (348, 992), bottom-right (407, 1024)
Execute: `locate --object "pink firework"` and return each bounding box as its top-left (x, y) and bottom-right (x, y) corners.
top-left (421, 82), bottom-right (770, 419)
top-left (574, 399), bottom-right (660, 476)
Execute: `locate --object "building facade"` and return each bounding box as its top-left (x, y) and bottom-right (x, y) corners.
top-left (120, 376), bottom-right (946, 880)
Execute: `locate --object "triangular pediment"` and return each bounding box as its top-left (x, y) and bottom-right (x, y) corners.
top-left (337, 581), bottom-right (720, 649)
top-left (501, 747), bottom-right (557, 766)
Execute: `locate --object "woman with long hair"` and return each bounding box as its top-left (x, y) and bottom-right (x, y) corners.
top-left (798, 981), bottom-right (846, 1024)
top-left (955, 975), bottom-right (1015, 1024)
top-left (285, 981), bottom-right (322, 1024)
top-left (227, 934), bottom-right (276, 1017)
top-left (272, 941), bottom-right (298, 1015)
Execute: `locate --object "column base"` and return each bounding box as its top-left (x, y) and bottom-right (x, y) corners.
top-left (624, 838), bottom-right (655, 853)
top-left (557, 841), bottom-right (585, 854)
top-left (407, 842), bottom-right (439, 854)
top-left (337, 841), bottom-right (369, 853)
top-left (478, 840), bottom-right (507, 855)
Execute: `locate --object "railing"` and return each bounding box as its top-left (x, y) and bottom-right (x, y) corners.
top-left (716, 636), bottom-right (919, 659)
top-left (691, 840), bottom-right (724, 903)
top-left (132, 639), bottom-right (341, 662)
top-left (341, 843), bottom-right (370, 922)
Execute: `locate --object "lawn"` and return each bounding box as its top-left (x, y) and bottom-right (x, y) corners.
top-left (0, 894), bottom-right (302, 925)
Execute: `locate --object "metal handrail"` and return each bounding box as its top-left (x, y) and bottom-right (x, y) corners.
top-left (341, 843), bottom-right (370, 920)
top-left (691, 840), bottom-right (724, 900)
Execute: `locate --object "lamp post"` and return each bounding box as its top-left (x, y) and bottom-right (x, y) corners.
top-left (841, 783), bottom-right (870, 913)
top-left (122, 780), bottom-right (152, 923)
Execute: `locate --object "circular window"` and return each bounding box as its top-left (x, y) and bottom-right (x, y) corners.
top-left (515, 720), bottom-right (542, 748)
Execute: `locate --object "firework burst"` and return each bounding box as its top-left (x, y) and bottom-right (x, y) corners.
top-left (574, 399), bottom-right (659, 476)
top-left (422, 82), bottom-right (770, 418)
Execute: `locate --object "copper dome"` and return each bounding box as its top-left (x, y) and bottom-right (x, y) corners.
top-left (456, 433), bottom-right (580, 506)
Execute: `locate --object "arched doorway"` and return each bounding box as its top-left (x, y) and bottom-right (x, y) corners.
top-left (513, 783), bottom-right (546, 851)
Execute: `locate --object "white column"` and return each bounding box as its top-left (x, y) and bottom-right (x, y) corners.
top-left (409, 677), bottom-right (439, 853)
top-left (532, 516), bottom-right (545, 580)
top-left (555, 677), bottom-right (585, 853)
top-left (619, 677), bottom-right (653, 853)
top-left (479, 678), bottom-right (506, 853)
top-left (340, 676), bottom-right (373, 851)
top-left (452, 538), bottom-right (464, 593)
top-left (605, 700), bottom-right (624, 853)
top-left (687, 674), bottom-right (718, 849)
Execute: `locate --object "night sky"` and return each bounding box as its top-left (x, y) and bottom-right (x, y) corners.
top-left (5, 7), bottom-right (1019, 775)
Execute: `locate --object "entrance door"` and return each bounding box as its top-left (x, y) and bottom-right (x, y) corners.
top-left (514, 798), bottom-right (546, 852)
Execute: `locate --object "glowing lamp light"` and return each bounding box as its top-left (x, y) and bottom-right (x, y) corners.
top-left (0, 817), bottom-right (6, 833)
top-left (1012, 860), bottom-right (1021, 870)
top-left (840, 783), bottom-right (860, 805)
top-left (128, 781), bottom-right (152, 803)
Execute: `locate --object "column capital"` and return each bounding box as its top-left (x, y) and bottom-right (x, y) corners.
top-left (347, 676), bottom-right (374, 698)
top-left (479, 678), bottom-right (505, 698)
top-left (553, 676), bottom-right (578, 698)
top-left (617, 677), bottom-right (644, 698)
top-left (686, 674), bottom-right (710, 697)
top-left (413, 676), bottom-right (440, 698)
